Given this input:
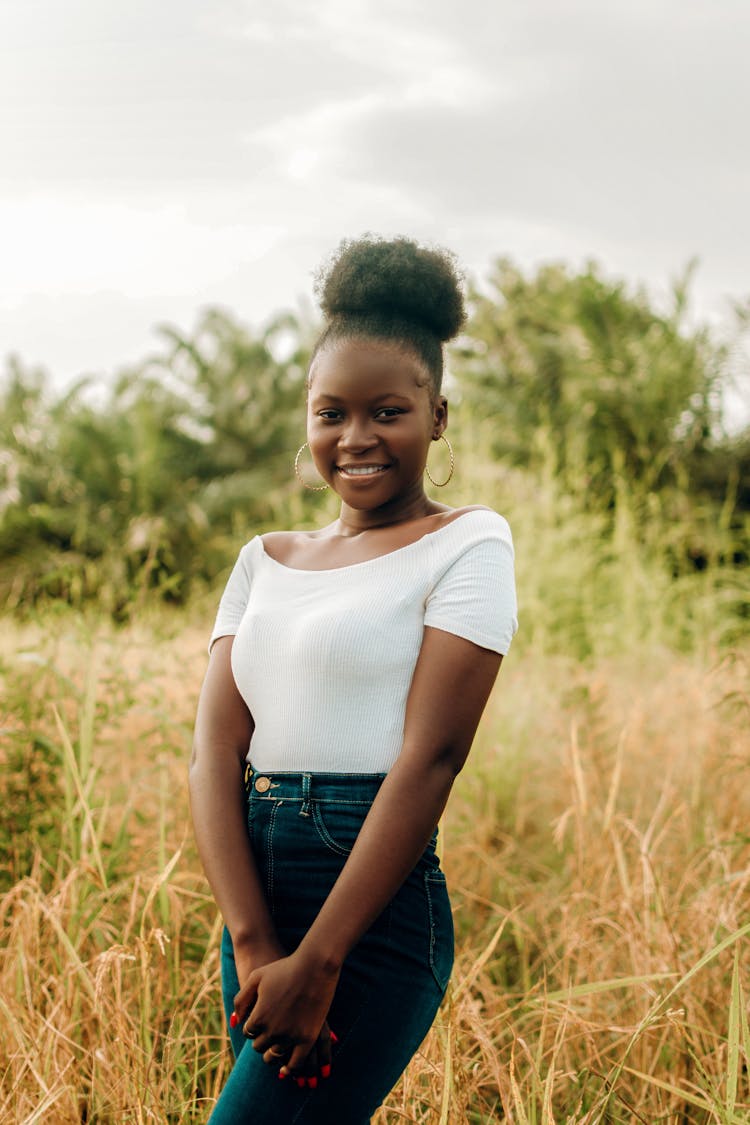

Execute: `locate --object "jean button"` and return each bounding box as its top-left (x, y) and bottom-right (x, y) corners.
top-left (255, 776), bottom-right (271, 793)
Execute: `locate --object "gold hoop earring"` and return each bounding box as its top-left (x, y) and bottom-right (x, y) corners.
top-left (294, 442), bottom-right (328, 491)
top-left (425, 434), bottom-right (454, 487)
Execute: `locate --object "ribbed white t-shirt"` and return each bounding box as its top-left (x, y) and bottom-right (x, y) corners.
top-left (209, 508), bottom-right (518, 773)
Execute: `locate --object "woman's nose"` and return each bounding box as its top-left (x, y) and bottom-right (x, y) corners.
top-left (339, 418), bottom-right (377, 451)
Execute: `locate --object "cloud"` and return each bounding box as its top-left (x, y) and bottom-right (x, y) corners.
top-left (1, 0), bottom-right (748, 385)
top-left (0, 0), bottom-right (387, 189)
top-left (275, 0), bottom-right (750, 273)
top-left (0, 198), bottom-right (284, 299)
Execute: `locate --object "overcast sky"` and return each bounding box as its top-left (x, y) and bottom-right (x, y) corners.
top-left (1, 0), bottom-right (749, 407)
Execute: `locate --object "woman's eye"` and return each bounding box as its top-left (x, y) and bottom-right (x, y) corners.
top-left (317, 410), bottom-right (342, 421)
top-left (376, 408), bottom-right (403, 419)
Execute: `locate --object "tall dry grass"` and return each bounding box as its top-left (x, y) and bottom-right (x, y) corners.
top-left (1, 605), bottom-right (748, 1123)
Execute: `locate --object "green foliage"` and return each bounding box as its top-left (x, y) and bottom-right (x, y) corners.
top-left (451, 258), bottom-right (748, 590)
top-left (0, 260), bottom-right (747, 631)
top-left (0, 309), bottom-right (326, 613)
top-left (456, 259), bottom-right (726, 503)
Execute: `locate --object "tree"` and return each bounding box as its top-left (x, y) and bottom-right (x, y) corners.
top-left (455, 259), bottom-right (725, 506)
top-left (0, 308), bottom-right (320, 611)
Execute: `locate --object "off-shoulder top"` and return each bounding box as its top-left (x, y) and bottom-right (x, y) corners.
top-left (209, 508), bottom-right (518, 772)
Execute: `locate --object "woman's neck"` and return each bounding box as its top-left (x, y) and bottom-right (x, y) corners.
top-left (335, 488), bottom-right (441, 537)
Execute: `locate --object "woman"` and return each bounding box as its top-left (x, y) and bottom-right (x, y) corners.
top-left (190, 236), bottom-right (518, 1123)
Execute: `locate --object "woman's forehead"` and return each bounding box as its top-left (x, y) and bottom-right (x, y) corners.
top-left (308, 338), bottom-right (431, 395)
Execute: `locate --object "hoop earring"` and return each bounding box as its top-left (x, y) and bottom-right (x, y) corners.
top-left (294, 442), bottom-right (328, 491)
top-left (425, 434), bottom-right (454, 487)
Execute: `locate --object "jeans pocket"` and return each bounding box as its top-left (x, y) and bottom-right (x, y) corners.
top-left (424, 870), bottom-right (454, 993)
top-left (311, 801), bottom-right (371, 856)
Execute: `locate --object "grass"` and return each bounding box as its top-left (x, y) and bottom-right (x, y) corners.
top-left (1, 600), bottom-right (748, 1122)
top-left (1, 452), bottom-right (748, 1122)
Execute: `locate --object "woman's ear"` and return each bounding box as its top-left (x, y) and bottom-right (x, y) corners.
top-left (433, 396), bottom-right (448, 439)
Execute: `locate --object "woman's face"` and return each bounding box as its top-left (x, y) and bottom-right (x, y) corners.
top-left (306, 337), bottom-right (447, 518)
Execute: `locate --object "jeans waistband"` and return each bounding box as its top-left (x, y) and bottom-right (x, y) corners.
top-left (244, 766), bottom-right (387, 804)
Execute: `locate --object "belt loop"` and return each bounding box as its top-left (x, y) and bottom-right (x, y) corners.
top-left (299, 773), bottom-right (312, 817)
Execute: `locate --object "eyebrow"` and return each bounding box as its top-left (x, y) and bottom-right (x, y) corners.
top-left (311, 392), bottom-right (414, 404)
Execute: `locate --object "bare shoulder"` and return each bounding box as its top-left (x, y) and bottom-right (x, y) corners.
top-left (259, 530), bottom-right (303, 564)
top-left (260, 526), bottom-right (336, 565)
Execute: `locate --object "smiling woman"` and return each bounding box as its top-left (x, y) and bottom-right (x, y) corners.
top-left (189, 235), bottom-right (518, 1123)
top-left (307, 339), bottom-right (443, 517)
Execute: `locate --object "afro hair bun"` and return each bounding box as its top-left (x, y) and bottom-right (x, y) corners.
top-left (315, 235), bottom-right (465, 343)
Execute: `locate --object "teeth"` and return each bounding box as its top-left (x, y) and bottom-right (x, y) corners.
top-left (339, 465), bottom-right (386, 476)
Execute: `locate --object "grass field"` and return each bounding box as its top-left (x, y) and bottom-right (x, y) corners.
top-left (1, 591), bottom-right (748, 1123)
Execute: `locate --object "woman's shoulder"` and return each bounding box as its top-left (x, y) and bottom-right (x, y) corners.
top-left (259, 528), bottom-right (334, 566)
top-left (427, 505), bottom-right (514, 566)
top-left (259, 530), bottom-right (298, 564)
top-left (259, 530), bottom-right (297, 551)
top-left (436, 505), bottom-right (512, 537)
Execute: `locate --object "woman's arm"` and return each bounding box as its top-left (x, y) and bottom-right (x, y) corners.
top-left (236, 626), bottom-right (503, 1072)
top-left (189, 636), bottom-right (282, 968)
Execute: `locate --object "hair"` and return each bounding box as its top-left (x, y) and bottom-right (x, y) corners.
top-left (310, 235), bottom-right (466, 394)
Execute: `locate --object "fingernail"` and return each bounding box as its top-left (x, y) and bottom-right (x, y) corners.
top-left (308, 1077), bottom-right (318, 1088)
top-left (296, 1077), bottom-right (306, 1088)
top-left (229, 1013), bottom-right (238, 1028)
top-left (278, 1071), bottom-right (287, 1080)
top-left (321, 1063), bottom-right (331, 1079)
top-left (330, 1030), bottom-right (339, 1044)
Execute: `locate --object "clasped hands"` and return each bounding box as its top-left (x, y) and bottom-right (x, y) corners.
top-left (231, 945), bottom-right (341, 1087)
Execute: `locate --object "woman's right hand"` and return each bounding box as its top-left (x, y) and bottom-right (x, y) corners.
top-left (229, 934), bottom-right (335, 1083)
top-left (231, 938), bottom-right (336, 1088)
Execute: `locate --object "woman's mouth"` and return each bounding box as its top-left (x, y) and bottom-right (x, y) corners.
top-left (336, 464), bottom-right (390, 477)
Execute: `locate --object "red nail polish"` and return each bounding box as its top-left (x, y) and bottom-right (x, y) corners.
top-left (321, 1063), bottom-right (331, 1079)
top-left (278, 1071), bottom-right (287, 1080)
top-left (229, 1013), bottom-right (238, 1029)
top-left (330, 1030), bottom-right (339, 1044)
top-left (308, 1077), bottom-right (318, 1089)
top-left (296, 1077), bottom-right (306, 1088)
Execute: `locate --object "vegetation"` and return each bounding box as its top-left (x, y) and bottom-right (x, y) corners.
top-left (0, 257), bottom-right (748, 1121)
top-left (1, 259), bottom-right (747, 624)
top-left (0, 309), bottom-right (317, 614)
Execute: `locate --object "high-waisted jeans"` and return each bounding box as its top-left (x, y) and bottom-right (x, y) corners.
top-left (207, 770), bottom-right (454, 1124)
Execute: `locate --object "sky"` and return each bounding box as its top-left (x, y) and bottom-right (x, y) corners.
top-left (1, 0), bottom-right (748, 417)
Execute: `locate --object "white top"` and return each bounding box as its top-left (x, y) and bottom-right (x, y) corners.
top-left (209, 508), bottom-right (518, 773)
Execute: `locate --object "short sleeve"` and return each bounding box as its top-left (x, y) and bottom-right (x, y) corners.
top-left (424, 525), bottom-right (518, 654)
top-left (208, 539), bottom-right (257, 652)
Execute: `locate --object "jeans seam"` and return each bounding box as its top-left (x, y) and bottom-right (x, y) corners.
top-left (266, 801), bottom-right (280, 909)
top-left (255, 797), bottom-right (374, 807)
top-left (424, 871), bottom-right (450, 992)
top-left (311, 801), bottom-right (352, 856)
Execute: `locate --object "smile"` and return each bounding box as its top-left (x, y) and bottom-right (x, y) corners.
top-left (337, 465), bottom-right (389, 477)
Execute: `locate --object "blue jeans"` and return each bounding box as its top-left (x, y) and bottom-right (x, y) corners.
top-left (208, 770), bottom-right (454, 1124)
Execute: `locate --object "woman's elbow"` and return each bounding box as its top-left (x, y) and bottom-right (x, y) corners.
top-left (190, 732), bottom-right (248, 782)
top-left (401, 743), bottom-right (467, 788)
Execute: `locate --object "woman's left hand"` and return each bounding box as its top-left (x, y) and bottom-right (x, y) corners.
top-left (232, 948), bottom-right (340, 1076)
